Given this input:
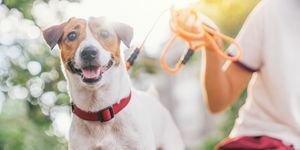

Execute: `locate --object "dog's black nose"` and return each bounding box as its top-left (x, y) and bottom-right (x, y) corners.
top-left (81, 46), bottom-right (98, 61)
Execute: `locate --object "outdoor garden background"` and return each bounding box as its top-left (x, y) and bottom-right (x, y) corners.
top-left (0, 0), bottom-right (259, 149)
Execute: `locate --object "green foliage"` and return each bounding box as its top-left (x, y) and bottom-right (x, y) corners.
top-left (0, 43), bottom-right (69, 149)
top-left (0, 100), bottom-right (67, 150)
top-left (3, 0), bottom-right (35, 19)
top-left (196, 0), bottom-right (260, 36)
top-left (0, 0), bottom-right (73, 149)
top-left (3, 0), bottom-right (80, 19)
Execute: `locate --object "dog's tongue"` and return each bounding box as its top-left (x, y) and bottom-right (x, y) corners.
top-left (82, 67), bottom-right (101, 79)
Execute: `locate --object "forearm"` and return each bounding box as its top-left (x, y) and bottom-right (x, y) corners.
top-left (201, 49), bottom-right (232, 113)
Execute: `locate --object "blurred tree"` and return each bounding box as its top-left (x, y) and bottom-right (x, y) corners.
top-left (0, 0), bottom-right (80, 149)
top-left (196, 0), bottom-right (260, 36)
top-left (0, 99), bottom-right (67, 150)
top-left (2, 0), bottom-right (81, 19)
top-left (3, 0), bottom-right (35, 19)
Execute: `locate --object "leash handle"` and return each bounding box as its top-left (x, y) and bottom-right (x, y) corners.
top-left (161, 35), bottom-right (183, 74)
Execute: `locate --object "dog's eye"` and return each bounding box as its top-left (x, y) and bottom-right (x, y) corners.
top-left (67, 32), bottom-right (77, 41)
top-left (99, 30), bottom-right (109, 39)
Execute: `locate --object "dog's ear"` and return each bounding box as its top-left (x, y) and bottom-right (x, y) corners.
top-left (43, 22), bottom-right (67, 50)
top-left (112, 22), bottom-right (133, 48)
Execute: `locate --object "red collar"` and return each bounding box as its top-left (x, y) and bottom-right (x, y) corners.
top-left (71, 91), bottom-right (132, 122)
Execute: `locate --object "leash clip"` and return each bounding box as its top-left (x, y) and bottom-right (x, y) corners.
top-left (126, 47), bottom-right (140, 70)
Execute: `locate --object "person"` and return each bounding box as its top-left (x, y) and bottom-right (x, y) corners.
top-left (179, 0), bottom-right (300, 149)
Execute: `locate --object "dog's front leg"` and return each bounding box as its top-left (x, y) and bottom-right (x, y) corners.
top-left (69, 131), bottom-right (91, 150)
top-left (68, 121), bottom-right (95, 150)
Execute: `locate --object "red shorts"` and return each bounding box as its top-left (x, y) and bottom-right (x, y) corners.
top-left (216, 136), bottom-right (294, 150)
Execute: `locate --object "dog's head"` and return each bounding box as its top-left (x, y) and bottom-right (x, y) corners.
top-left (43, 17), bottom-right (133, 87)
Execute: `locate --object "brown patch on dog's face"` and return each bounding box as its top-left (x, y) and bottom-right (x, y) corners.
top-left (43, 17), bottom-right (133, 74)
top-left (89, 17), bottom-right (121, 64)
top-left (58, 18), bottom-right (87, 68)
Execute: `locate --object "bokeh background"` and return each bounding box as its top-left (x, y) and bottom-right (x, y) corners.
top-left (0, 0), bottom-right (259, 149)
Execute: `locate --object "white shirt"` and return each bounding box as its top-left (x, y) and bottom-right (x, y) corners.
top-left (228, 0), bottom-right (300, 148)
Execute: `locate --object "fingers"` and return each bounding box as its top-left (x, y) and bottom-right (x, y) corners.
top-left (214, 36), bottom-right (224, 49)
top-left (171, 7), bottom-right (224, 49)
top-left (205, 34), bottom-right (224, 51)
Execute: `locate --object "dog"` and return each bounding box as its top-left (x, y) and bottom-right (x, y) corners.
top-left (42, 17), bottom-right (184, 150)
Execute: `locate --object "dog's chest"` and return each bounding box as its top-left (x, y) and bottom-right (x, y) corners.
top-left (70, 117), bottom-right (145, 150)
top-left (90, 123), bottom-right (140, 149)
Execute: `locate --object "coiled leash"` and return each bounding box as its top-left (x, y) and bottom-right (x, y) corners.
top-left (126, 7), bottom-right (243, 74)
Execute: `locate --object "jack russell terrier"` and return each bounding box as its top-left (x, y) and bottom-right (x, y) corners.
top-left (42, 17), bottom-right (184, 150)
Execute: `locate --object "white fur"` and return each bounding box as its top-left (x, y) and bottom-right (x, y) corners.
top-left (65, 20), bottom-right (184, 150)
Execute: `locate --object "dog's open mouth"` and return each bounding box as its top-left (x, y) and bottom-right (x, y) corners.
top-left (67, 59), bottom-right (114, 84)
top-left (81, 60), bottom-right (113, 84)
top-left (81, 66), bottom-right (103, 83)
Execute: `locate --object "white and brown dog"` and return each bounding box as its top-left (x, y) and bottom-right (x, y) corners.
top-left (42, 17), bottom-right (184, 150)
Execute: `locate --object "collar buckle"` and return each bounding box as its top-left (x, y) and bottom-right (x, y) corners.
top-left (97, 106), bottom-right (114, 122)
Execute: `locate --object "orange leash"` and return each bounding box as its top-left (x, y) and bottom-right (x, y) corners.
top-left (161, 8), bottom-right (243, 74)
top-left (126, 7), bottom-right (242, 74)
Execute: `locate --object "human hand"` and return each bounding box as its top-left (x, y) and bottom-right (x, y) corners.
top-left (171, 6), bottom-right (224, 49)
